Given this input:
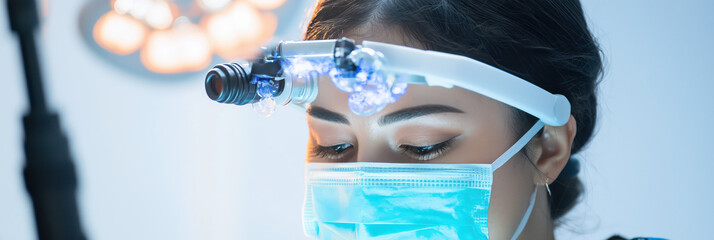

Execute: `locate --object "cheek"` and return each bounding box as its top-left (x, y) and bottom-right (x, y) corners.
top-left (487, 156), bottom-right (535, 239)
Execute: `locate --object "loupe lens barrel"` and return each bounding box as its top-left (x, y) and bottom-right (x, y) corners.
top-left (205, 63), bottom-right (260, 105)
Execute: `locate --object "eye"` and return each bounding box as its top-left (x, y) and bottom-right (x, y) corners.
top-left (399, 138), bottom-right (455, 161)
top-left (311, 143), bottom-right (353, 160)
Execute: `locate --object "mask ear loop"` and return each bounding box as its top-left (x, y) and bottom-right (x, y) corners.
top-left (491, 120), bottom-right (545, 172)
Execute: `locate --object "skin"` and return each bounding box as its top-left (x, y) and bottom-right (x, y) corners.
top-left (304, 25), bottom-right (577, 240)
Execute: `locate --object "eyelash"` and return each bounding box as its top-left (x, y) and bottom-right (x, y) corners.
top-left (311, 143), bottom-right (353, 160)
top-left (399, 137), bottom-right (455, 161)
top-left (311, 138), bottom-right (455, 161)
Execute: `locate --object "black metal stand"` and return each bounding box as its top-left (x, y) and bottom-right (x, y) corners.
top-left (7, 0), bottom-right (86, 239)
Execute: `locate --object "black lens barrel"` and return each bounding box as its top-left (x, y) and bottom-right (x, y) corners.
top-left (205, 63), bottom-right (260, 105)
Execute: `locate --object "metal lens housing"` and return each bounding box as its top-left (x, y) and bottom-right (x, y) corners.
top-left (276, 58), bottom-right (319, 109)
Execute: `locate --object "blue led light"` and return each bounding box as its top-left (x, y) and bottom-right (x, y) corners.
top-left (331, 47), bottom-right (408, 116)
top-left (283, 58), bottom-right (320, 82)
top-left (329, 68), bottom-right (357, 92)
top-left (252, 75), bottom-right (279, 98)
top-left (270, 47), bottom-right (409, 117)
top-left (251, 75), bottom-right (280, 117)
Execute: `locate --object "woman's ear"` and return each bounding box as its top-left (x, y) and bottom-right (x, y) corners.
top-left (534, 115), bottom-right (577, 184)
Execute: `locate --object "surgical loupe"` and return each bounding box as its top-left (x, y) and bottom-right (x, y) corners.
top-left (204, 38), bottom-right (571, 126)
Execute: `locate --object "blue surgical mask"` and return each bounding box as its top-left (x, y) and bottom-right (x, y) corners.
top-left (302, 121), bottom-right (545, 240)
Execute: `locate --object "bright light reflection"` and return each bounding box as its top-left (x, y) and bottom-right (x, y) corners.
top-left (128, 0), bottom-right (151, 18)
top-left (197, 0), bottom-right (231, 12)
top-left (202, 2), bottom-right (276, 59)
top-left (113, 0), bottom-right (175, 29)
top-left (97, 0), bottom-right (285, 74)
top-left (113, 0), bottom-right (133, 14)
top-left (140, 23), bottom-right (212, 73)
top-left (247, 0), bottom-right (286, 10)
top-left (93, 11), bottom-right (148, 55)
top-left (144, 0), bottom-right (174, 29)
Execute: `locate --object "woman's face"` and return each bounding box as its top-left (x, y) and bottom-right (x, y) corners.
top-left (305, 29), bottom-right (542, 238)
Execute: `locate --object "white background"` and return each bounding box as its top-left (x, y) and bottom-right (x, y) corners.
top-left (1, 0), bottom-right (712, 239)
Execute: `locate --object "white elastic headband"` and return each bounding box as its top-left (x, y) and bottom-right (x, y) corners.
top-left (362, 41), bottom-right (571, 126)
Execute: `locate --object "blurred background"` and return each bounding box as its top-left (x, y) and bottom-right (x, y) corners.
top-left (0, 0), bottom-right (712, 239)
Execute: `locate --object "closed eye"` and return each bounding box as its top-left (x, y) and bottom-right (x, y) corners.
top-left (399, 137), bottom-right (455, 161)
top-left (311, 143), bottom-right (353, 160)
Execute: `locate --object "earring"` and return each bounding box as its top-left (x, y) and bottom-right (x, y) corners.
top-left (545, 177), bottom-right (552, 197)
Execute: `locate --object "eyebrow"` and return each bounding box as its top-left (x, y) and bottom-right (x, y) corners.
top-left (307, 104), bottom-right (464, 126)
top-left (307, 106), bottom-right (350, 125)
top-left (379, 104), bottom-right (464, 126)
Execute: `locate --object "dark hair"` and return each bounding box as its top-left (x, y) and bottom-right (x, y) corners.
top-left (304, 0), bottom-right (602, 222)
